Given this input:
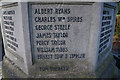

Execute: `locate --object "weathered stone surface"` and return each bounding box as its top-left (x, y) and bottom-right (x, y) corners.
top-left (2, 56), bottom-right (27, 78)
top-left (1, 1), bottom-right (118, 78)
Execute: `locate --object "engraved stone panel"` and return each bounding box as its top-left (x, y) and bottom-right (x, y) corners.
top-left (1, 3), bottom-right (25, 62)
top-left (98, 3), bottom-right (115, 54)
top-left (30, 4), bottom-right (92, 63)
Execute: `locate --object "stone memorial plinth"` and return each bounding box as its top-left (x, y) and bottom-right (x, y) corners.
top-left (1, 1), bottom-right (118, 78)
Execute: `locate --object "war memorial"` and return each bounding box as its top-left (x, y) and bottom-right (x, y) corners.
top-left (0, 0), bottom-right (118, 78)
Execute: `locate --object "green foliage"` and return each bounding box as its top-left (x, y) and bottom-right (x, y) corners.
top-left (114, 3), bottom-right (120, 38)
top-left (114, 23), bottom-right (120, 38)
top-left (114, 10), bottom-right (120, 37)
top-left (118, 3), bottom-right (120, 14)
